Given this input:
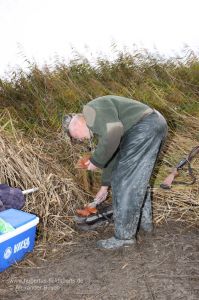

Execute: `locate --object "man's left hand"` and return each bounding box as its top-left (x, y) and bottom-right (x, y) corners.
top-left (84, 160), bottom-right (98, 171)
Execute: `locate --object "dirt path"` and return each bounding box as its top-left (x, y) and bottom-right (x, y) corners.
top-left (1, 222), bottom-right (199, 300)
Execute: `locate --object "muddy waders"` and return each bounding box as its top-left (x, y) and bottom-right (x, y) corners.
top-left (97, 111), bottom-right (168, 249)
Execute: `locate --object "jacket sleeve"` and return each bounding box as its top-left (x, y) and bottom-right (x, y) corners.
top-left (101, 153), bottom-right (119, 186)
top-left (83, 103), bottom-right (124, 168)
top-left (90, 122), bottom-right (123, 168)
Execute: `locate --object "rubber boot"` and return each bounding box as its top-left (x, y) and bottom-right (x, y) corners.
top-left (96, 236), bottom-right (135, 250)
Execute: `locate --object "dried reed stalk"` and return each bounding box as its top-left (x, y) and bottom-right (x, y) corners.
top-left (0, 128), bottom-right (88, 244)
top-left (0, 120), bottom-right (199, 250)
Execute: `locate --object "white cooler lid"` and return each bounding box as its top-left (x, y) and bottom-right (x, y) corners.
top-left (0, 217), bottom-right (39, 243)
top-left (0, 208), bottom-right (37, 228)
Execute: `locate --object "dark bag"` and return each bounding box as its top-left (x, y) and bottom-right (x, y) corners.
top-left (0, 184), bottom-right (25, 212)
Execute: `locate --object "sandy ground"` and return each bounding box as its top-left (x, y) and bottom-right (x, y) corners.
top-left (0, 221), bottom-right (199, 300)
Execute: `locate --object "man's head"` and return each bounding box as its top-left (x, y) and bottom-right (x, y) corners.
top-left (62, 113), bottom-right (91, 140)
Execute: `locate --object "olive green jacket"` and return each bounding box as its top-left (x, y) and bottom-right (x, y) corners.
top-left (83, 95), bottom-right (151, 186)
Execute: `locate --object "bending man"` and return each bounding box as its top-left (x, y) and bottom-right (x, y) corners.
top-left (63, 95), bottom-right (168, 249)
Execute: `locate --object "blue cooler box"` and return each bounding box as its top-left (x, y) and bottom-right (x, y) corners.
top-left (0, 209), bottom-right (39, 272)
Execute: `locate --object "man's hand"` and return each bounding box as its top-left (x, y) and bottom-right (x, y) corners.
top-left (84, 159), bottom-right (98, 171)
top-left (88, 186), bottom-right (109, 207)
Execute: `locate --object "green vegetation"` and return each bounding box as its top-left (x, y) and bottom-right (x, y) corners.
top-left (1, 49), bottom-right (199, 136)
top-left (0, 49), bottom-right (199, 246)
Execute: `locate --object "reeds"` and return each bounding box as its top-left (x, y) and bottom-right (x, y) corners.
top-left (0, 119), bottom-right (90, 244)
top-left (0, 49), bottom-right (199, 249)
top-left (153, 133), bottom-right (199, 226)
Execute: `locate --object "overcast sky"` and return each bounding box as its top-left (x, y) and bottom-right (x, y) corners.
top-left (0, 0), bottom-right (199, 77)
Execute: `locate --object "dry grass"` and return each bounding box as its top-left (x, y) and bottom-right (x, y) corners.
top-left (0, 117), bottom-right (199, 252)
top-left (153, 131), bottom-right (199, 226)
top-left (0, 119), bottom-right (91, 246)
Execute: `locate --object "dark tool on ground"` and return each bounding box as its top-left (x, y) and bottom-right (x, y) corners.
top-left (74, 204), bottom-right (113, 231)
top-left (160, 145), bottom-right (199, 189)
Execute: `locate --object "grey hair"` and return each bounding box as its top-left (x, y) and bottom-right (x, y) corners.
top-left (62, 113), bottom-right (76, 137)
top-left (62, 113), bottom-right (84, 137)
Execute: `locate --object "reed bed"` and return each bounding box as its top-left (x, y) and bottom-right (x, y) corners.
top-left (0, 50), bottom-right (199, 251)
top-left (0, 123), bottom-right (90, 245)
top-left (0, 121), bottom-right (199, 248)
top-left (152, 132), bottom-right (199, 226)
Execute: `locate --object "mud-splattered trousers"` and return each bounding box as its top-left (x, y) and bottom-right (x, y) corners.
top-left (111, 110), bottom-right (168, 239)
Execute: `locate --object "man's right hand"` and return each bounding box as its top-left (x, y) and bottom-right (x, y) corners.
top-left (88, 186), bottom-right (109, 207)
